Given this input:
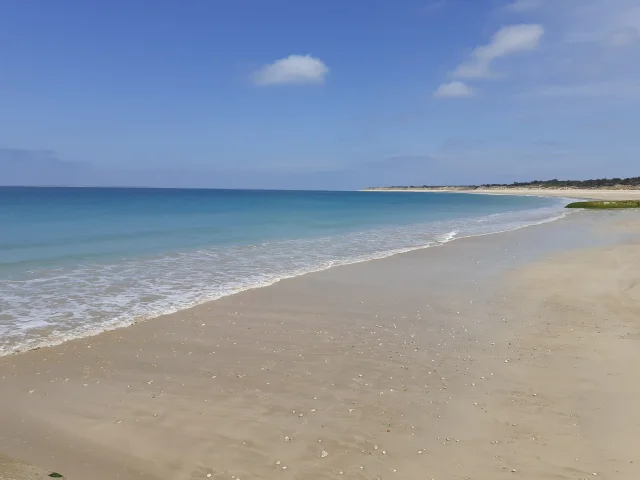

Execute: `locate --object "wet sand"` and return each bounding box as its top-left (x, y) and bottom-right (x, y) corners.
top-left (1, 211), bottom-right (639, 479)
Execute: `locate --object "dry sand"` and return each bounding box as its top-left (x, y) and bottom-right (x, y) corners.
top-left (1, 211), bottom-right (639, 480)
top-left (365, 188), bottom-right (640, 200)
top-left (0, 454), bottom-right (54, 480)
top-left (455, 188), bottom-right (640, 200)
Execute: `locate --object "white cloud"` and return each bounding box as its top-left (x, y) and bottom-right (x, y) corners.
top-left (252, 55), bottom-right (329, 86)
top-left (434, 81), bottom-right (475, 98)
top-left (506, 0), bottom-right (543, 13)
top-left (454, 24), bottom-right (544, 78)
top-left (433, 0), bottom-right (639, 102)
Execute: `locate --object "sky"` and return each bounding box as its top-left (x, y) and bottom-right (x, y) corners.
top-left (1, 0), bottom-right (639, 189)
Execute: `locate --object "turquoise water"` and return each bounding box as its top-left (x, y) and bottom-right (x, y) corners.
top-left (0, 187), bottom-right (568, 355)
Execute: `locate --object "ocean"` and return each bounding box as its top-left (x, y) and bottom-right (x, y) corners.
top-left (0, 187), bottom-right (568, 355)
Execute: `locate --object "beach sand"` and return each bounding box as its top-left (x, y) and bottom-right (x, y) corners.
top-left (1, 211), bottom-right (640, 479)
top-left (365, 188), bottom-right (640, 201)
top-left (0, 454), bottom-right (53, 480)
top-left (466, 188), bottom-right (640, 200)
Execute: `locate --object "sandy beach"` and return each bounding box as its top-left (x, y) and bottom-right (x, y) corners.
top-left (363, 187), bottom-right (640, 201)
top-left (2, 210), bottom-right (640, 480)
top-left (464, 188), bottom-right (640, 200)
top-left (0, 454), bottom-right (53, 480)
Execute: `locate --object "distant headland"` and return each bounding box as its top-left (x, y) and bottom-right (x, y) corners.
top-left (362, 177), bottom-right (640, 201)
top-left (363, 177), bottom-right (640, 192)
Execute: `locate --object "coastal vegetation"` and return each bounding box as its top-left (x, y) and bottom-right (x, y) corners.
top-left (368, 177), bottom-right (640, 190)
top-left (483, 177), bottom-right (640, 189)
top-left (565, 200), bottom-right (640, 209)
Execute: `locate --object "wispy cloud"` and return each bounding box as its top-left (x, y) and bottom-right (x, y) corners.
top-left (252, 54), bottom-right (329, 86)
top-left (563, 1), bottom-right (640, 48)
top-left (433, 81), bottom-right (474, 98)
top-left (429, 0), bottom-right (639, 101)
top-left (535, 82), bottom-right (640, 98)
top-left (454, 24), bottom-right (544, 78)
top-left (505, 0), bottom-right (543, 13)
top-left (421, 0), bottom-right (447, 14)
top-left (523, 0), bottom-right (640, 97)
top-left (609, 27), bottom-right (640, 47)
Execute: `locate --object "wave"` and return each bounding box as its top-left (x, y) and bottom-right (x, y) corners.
top-left (0, 202), bottom-right (571, 356)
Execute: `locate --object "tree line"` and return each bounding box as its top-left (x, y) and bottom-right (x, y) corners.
top-left (480, 177), bottom-right (640, 188)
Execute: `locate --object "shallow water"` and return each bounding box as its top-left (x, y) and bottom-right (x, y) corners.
top-left (0, 187), bottom-right (567, 354)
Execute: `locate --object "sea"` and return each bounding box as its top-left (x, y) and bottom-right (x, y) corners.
top-left (0, 187), bottom-right (570, 355)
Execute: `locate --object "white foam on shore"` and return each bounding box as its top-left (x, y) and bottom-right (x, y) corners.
top-left (0, 202), bottom-right (572, 356)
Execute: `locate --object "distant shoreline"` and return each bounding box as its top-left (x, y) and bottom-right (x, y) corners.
top-left (361, 186), bottom-right (640, 200)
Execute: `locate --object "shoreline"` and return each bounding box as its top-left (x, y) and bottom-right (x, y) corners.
top-left (1, 200), bottom-right (570, 358)
top-left (2, 210), bottom-right (640, 479)
top-left (361, 187), bottom-right (640, 201)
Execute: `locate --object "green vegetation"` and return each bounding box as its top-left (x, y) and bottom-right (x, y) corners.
top-left (483, 177), bottom-right (640, 188)
top-left (48, 473), bottom-right (64, 478)
top-left (374, 176), bottom-right (640, 190)
top-left (565, 200), bottom-right (640, 209)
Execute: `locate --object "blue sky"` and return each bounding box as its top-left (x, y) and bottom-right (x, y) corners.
top-left (1, 0), bottom-right (639, 189)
